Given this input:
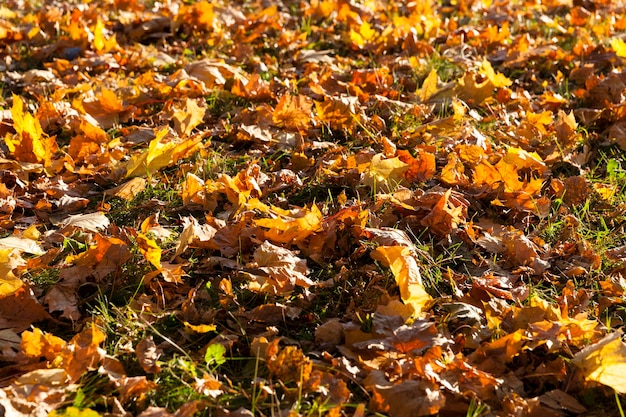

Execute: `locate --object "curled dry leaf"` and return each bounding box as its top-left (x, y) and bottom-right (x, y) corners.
top-left (55, 212), bottom-right (110, 233)
top-left (136, 336), bottom-right (162, 374)
top-left (245, 241), bottom-right (313, 294)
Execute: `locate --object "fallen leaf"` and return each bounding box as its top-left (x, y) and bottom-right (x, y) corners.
top-left (136, 336), bottom-right (162, 374)
top-left (245, 241), bottom-right (314, 294)
top-left (572, 331), bottom-right (626, 393)
top-left (5, 94), bottom-right (56, 165)
top-left (371, 246), bottom-right (432, 314)
top-left (171, 98), bottom-right (206, 136)
top-left (363, 153), bottom-right (409, 193)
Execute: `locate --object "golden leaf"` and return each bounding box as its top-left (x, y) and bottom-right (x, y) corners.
top-left (93, 18), bottom-right (118, 53)
top-left (0, 248), bottom-right (26, 297)
top-left (125, 128), bottom-right (177, 178)
top-left (417, 69), bottom-right (440, 102)
top-left (136, 233), bottom-right (162, 269)
top-left (273, 94), bottom-right (312, 130)
top-left (371, 246), bottom-right (432, 314)
top-left (479, 59), bottom-right (512, 88)
top-left (6, 94), bottom-right (56, 165)
top-left (572, 331), bottom-right (626, 393)
top-left (172, 98), bottom-right (206, 137)
top-left (611, 38), bottom-right (626, 58)
top-left (255, 204), bottom-right (323, 244)
top-left (184, 322), bottom-right (217, 334)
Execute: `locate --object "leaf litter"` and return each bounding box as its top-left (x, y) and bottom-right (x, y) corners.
top-left (2, 0), bottom-right (626, 415)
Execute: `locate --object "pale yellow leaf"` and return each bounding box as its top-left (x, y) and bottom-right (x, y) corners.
top-left (363, 154), bottom-right (409, 193)
top-left (572, 331), bottom-right (626, 393)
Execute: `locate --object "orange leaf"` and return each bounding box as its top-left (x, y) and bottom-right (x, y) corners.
top-left (255, 204), bottom-right (323, 244)
top-left (315, 95), bottom-right (360, 132)
top-left (397, 149), bottom-right (436, 182)
top-left (21, 327), bottom-right (66, 360)
top-left (420, 188), bottom-right (467, 235)
top-left (62, 325), bottom-right (107, 382)
top-left (273, 94), bottom-right (312, 130)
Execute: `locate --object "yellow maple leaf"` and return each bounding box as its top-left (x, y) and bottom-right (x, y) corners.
top-left (611, 38), bottom-right (626, 58)
top-left (363, 153), bottom-right (410, 193)
top-left (93, 18), bottom-right (117, 53)
top-left (6, 94), bottom-right (56, 165)
top-left (371, 246), bottom-right (432, 314)
top-left (172, 98), bottom-right (206, 137)
top-left (349, 21), bottom-right (377, 48)
top-left (136, 233), bottom-right (162, 269)
top-left (572, 331), bottom-right (626, 393)
top-left (479, 59), bottom-right (512, 88)
top-left (125, 128), bottom-right (177, 178)
top-left (0, 249), bottom-right (24, 297)
top-left (417, 69), bottom-right (440, 102)
top-left (184, 322), bottom-right (217, 334)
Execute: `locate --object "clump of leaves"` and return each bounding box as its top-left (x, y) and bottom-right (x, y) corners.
top-left (5, 0), bottom-right (626, 415)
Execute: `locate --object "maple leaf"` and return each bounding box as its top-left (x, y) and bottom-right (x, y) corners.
top-left (371, 246), bottom-right (432, 314)
top-left (417, 69), bottom-right (440, 102)
top-left (572, 331), bottom-right (626, 393)
top-left (0, 286), bottom-right (49, 332)
top-left (255, 204), bottom-right (323, 244)
top-left (420, 188), bottom-right (467, 235)
top-left (136, 233), bottom-right (162, 269)
top-left (273, 94), bottom-right (313, 130)
top-left (136, 336), bottom-right (162, 374)
top-left (5, 94), bottom-right (57, 165)
top-left (0, 248), bottom-right (27, 297)
top-left (171, 98), bottom-right (206, 137)
top-left (124, 128), bottom-right (178, 178)
top-left (363, 153), bottom-right (410, 193)
top-left (244, 240), bottom-right (314, 294)
top-left (315, 95), bottom-right (360, 132)
top-left (78, 88), bottom-right (126, 129)
top-left (367, 372), bottom-right (445, 417)
top-left (92, 18), bottom-right (118, 53)
top-left (349, 21), bottom-right (377, 48)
